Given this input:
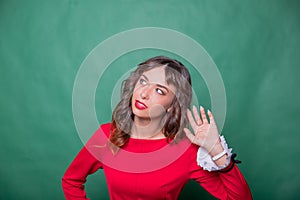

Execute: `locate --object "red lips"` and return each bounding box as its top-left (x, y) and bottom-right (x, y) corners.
top-left (135, 100), bottom-right (148, 110)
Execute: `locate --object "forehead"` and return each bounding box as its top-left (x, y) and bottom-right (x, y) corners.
top-left (142, 67), bottom-right (166, 83)
top-left (141, 67), bottom-right (176, 93)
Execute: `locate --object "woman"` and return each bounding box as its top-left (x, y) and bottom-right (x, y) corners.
top-left (62, 56), bottom-right (252, 199)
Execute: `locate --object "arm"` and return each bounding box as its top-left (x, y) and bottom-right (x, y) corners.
top-left (218, 161), bottom-right (252, 200)
top-left (185, 106), bottom-right (252, 199)
top-left (62, 145), bottom-right (102, 200)
top-left (189, 157), bottom-right (252, 200)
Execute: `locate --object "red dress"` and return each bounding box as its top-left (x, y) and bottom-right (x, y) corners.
top-left (62, 123), bottom-right (252, 200)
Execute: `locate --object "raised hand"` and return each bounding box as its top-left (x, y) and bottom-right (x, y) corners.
top-left (184, 106), bottom-right (222, 155)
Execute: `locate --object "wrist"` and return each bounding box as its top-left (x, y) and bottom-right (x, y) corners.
top-left (212, 149), bottom-right (227, 161)
top-left (196, 135), bottom-right (233, 171)
top-left (208, 140), bottom-right (229, 165)
top-left (209, 141), bottom-right (224, 157)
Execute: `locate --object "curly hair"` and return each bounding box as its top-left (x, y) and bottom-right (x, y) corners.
top-left (109, 56), bottom-right (192, 149)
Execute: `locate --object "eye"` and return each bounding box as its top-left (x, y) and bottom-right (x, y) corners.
top-left (139, 78), bottom-right (147, 85)
top-left (156, 88), bottom-right (165, 95)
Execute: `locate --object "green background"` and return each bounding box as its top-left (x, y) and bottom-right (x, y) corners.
top-left (1, 0), bottom-right (300, 199)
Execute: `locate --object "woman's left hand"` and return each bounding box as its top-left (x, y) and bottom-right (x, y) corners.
top-left (184, 106), bottom-right (222, 155)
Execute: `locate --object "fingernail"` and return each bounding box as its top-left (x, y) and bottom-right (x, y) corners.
top-left (200, 106), bottom-right (203, 110)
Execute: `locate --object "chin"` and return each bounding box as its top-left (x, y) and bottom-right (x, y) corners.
top-left (133, 109), bottom-right (154, 120)
top-left (132, 110), bottom-right (149, 119)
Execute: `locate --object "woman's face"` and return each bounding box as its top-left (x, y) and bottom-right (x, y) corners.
top-left (131, 67), bottom-right (176, 121)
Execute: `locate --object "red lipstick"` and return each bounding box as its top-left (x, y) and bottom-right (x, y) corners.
top-left (135, 100), bottom-right (148, 110)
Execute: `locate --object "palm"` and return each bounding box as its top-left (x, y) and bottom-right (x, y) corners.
top-left (184, 106), bottom-right (220, 152)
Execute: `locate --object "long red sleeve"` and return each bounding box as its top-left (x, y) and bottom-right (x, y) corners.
top-left (62, 145), bottom-right (102, 200)
top-left (189, 146), bottom-right (252, 200)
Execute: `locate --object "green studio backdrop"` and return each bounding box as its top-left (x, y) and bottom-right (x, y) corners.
top-left (1, 0), bottom-right (300, 199)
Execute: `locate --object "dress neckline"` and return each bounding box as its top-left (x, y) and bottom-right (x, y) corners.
top-left (129, 136), bottom-right (167, 141)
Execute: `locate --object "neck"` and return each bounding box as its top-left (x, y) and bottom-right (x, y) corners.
top-left (131, 116), bottom-right (166, 139)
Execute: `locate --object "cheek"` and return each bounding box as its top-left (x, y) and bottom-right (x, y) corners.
top-left (158, 94), bottom-right (174, 108)
top-left (131, 87), bottom-right (139, 99)
top-left (149, 97), bottom-right (173, 114)
top-left (148, 104), bottom-right (167, 117)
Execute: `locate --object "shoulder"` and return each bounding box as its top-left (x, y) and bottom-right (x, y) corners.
top-left (86, 122), bottom-right (111, 146)
top-left (100, 122), bottom-right (111, 131)
top-left (169, 139), bottom-right (200, 162)
top-left (98, 122), bottom-right (112, 137)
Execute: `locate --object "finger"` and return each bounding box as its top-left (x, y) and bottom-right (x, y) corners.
top-left (207, 109), bottom-right (215, 125)
top-left (200, 106), bottom-right (208, 124)
top-left (187, 109), bottom-right (197, 130)
top-left (184, 128), bottom-right (195, 143)
top-left (192, 105), bottom-right (203, 126)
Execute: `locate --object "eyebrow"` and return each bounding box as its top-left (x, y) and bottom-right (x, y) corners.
top-left (141, 75), bottom-right (170, 93)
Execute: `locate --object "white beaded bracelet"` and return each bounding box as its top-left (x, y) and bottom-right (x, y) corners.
top-left (212, 149), bottom-right (227, 161)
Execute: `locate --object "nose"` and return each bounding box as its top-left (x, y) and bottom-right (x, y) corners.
top-left (140, 85), bottom-right (151, 99)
